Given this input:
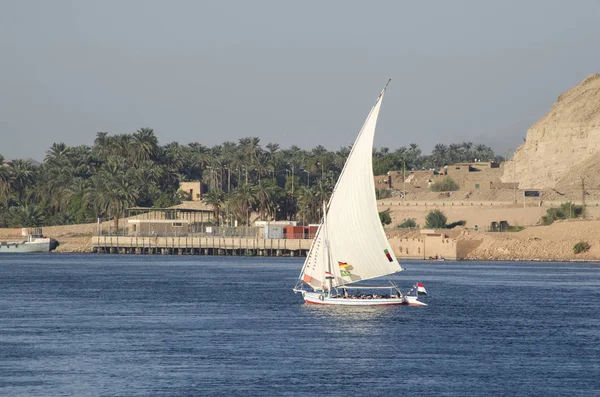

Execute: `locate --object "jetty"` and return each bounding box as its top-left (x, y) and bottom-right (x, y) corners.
top-left (92, 235), bottom-right (312, 257)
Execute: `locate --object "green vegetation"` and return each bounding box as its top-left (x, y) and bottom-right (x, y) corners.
top-left (446, 220), bottom-right (466, 229)
top-left (541, 202), bottom-right (583, 225)
top-left (372, 142), bottom-right (500, 176)
top-left (490, 220), bottom-right (524, 232)
top-left (376, 189), bottom-right (392, 200)
top-left (379, 210), bottom-right (392, 226)
top-left (425, 210), bottom-right (447, 229)
top-left (430, 177), bottom-right (459, 192)
top-left (573, 241), bottom-right (590, 254)
top-left (397, 218), bottom-right (418, 229)
top-left (0, 133), bottom-right (502, 228)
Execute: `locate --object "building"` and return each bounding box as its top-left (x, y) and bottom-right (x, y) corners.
top-left (374, 174), bottom-right (393, 189)
top-left (179, 181), bottom-right (205, 201)
top-left (444, 162), bottom-right (502, 191)
top-left (126, 207), bottom-right (214, 236)
top-left (391, 229), bottom-right (483, 260)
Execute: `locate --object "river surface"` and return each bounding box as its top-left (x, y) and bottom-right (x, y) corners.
top-left (1, 254), bottom-right (599, 396)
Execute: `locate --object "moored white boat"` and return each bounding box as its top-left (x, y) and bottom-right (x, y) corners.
top-left (0, 235), bottom-right (55, 253)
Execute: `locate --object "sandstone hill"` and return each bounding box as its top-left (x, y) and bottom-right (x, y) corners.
top-left (502, 73), bottom-right (600, 190)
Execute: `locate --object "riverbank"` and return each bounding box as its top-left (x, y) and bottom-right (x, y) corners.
top-left (459, 219), bottom-right (600, 261)
top-left (2, 218), bottom-right (600, 261)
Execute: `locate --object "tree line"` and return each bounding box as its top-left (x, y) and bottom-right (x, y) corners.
top-left (0, 128), bottom-right (502, 228)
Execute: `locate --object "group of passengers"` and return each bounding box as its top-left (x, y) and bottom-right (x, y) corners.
top-left (332, 289), bottom-right (403, 299)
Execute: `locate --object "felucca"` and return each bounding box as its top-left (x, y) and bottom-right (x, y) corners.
top-left (293, 80), bottom-right (426, 306)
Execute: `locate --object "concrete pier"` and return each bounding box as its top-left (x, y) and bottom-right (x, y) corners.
top-left (91, 236), bottom-right (312, 257)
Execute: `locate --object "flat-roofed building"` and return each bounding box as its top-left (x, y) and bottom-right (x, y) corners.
top-left (179, 181), bottom-right (205, 201)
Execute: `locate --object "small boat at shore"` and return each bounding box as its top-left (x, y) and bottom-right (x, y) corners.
top-left (0, 234), bottom-right (56, 253)
top-left (429, 256), bottom-right (445, 262)
top-left (293, 80), bottom-right (426, 307)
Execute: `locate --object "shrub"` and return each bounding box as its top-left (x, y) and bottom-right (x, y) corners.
top-left (376, 189), bottom-right (392, 200)
top-left (573, 241), bottom-right (590, 254)
top-left (541, 202), bottom-right (583, 225)
top-left (397, 218), bottom-right (417, 229)
top-left (379, 210), bottom-right (392, 226)
top-left (425, 209), bottom-right (447, 229)
top-left (430, 177), bottom-right (459, 192)
top-left (446, 220), bottom-right (466, 229)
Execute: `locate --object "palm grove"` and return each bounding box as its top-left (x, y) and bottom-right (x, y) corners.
top-left (0, 129), bottom-right (501, 229)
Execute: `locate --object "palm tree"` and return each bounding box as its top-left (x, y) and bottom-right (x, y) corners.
top-left (106, 174), bottom-right (140, 233)
top-left (296, 186), bottom-right (320, 225)
top-left (111, 134), bottom-right (132, 159)
top-left (0, 155), bottom-right (11, 205)
top-left (130, 128), bottom-right (159, 165)
top-left (406, 143), bottom-right (422, 169)
top-left (254, 152), bottom-right (271, 183)
top-left (8, 203), bottom-right (44, 227)
top-left (431, 143), bottom-right (448, 167)
top-left (9, 159), bottom-right (34, 203)
top-left (202, 189), bottom-right (225, 225)
top-left (460, 142), bottom-right (474, 162)
top-left (92, 132), bottom-right (112, 160)
top-left (335, 146), bottom-right (351, 166)
top-left (45, 142), bottom-right (72, 167)
top-left (448, 143), bottom-right (461, 164)
top-left (254, 181), bottom-right (276, 221)
top-left (87, 168), bottom-right (140, 233)
top-left (474, 144), bottom-right (493, 161)
top-left (230, 184), bottom-right (256, 225)
top-left (163, 142), bottom-right (185, 176)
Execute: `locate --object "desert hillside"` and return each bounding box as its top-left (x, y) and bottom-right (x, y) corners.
top-left (502, 73), bottom-right (600, 189)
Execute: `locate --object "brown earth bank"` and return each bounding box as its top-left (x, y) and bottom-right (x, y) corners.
top-left (459, 219), bottom-right (600, 261)
top-left (386, 219), bottom-right (600, 261)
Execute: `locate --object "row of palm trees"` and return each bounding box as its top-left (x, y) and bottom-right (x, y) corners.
top-left (0, 128), bottom-right (502, 228)
top-left (201, 178), bottom-right (334, 228)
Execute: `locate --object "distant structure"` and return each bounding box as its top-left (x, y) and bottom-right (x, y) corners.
top-left (125, 207), bottom-right (213, 236)
top-left (374, 161), bottom-right (512, 192)
top-left (179, 181), bottom-right (205, 201)
top-left (443, 161), bottom-right (503, 190)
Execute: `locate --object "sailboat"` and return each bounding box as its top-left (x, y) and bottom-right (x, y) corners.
top-left (293, 80), bottom-right (426, 306)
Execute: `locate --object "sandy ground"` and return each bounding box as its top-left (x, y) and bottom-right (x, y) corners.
top-left (458, 219), bottom-right (600, 261)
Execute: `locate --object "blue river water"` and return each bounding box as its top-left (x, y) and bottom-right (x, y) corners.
top-left (1, 254), bottom-right (599, 396)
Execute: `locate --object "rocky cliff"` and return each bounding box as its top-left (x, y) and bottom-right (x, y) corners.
top-left (502, 73), bottom-right (600, 189)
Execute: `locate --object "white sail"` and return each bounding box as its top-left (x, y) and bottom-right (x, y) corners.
top-left (299, 82), bottom-right (402, 290)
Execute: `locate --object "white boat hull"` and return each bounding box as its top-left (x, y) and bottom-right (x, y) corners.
top-left (0, 238), bottom-right (52, 253)
top-left (301, 291), bottom-right (426, 307)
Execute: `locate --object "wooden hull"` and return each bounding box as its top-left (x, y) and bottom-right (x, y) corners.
top-left (302, 291), bottom-right (427, 306)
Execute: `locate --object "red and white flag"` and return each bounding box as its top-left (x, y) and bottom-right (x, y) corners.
top-left (416, 282), bottom-right (427, 295)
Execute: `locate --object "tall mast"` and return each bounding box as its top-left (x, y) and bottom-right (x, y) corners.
top-left (323, 201), bottom-right (333, 294)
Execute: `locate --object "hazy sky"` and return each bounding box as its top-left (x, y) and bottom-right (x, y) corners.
top-left (1, 0), bottom-right (599, 161)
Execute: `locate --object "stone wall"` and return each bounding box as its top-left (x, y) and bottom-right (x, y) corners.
top-left (390, 233), bottom-right (460, 260)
